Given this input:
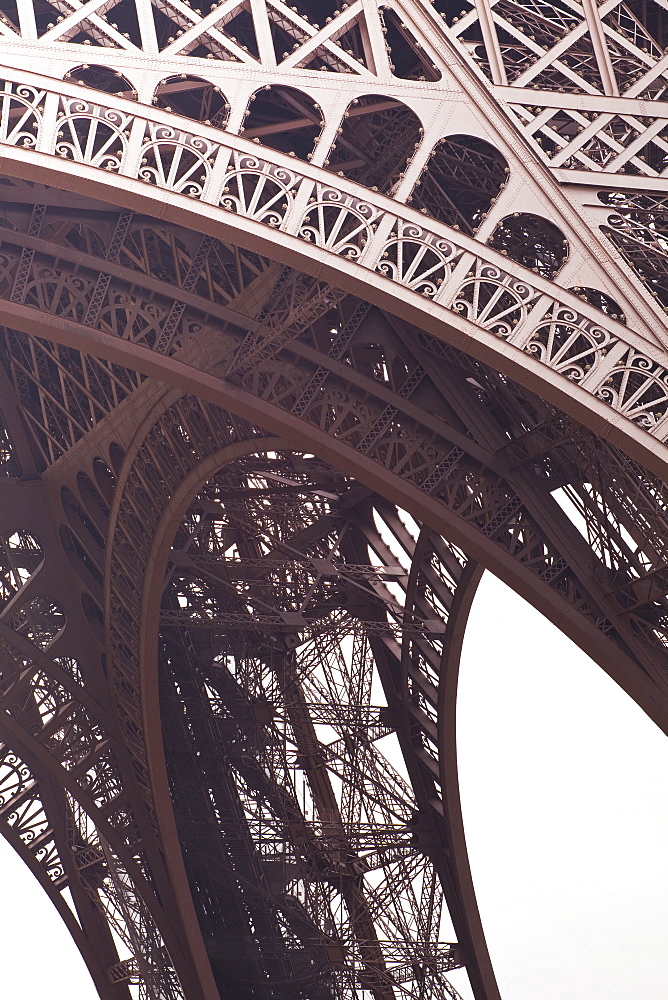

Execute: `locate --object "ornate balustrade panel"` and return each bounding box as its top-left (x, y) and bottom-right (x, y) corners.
top-left (0, 5), bottom-right (666, 1000)
top-left (0, 70), bottom-right (665, 459)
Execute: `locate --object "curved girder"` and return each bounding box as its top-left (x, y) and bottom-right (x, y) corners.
top-left (113, 421), bottom-right (494, 999)
top-left (0, 78), bottom-right (665, 473)
top-left (0, 463), bottom-right (216, 999)
top-left (0, 194), bottom-right (663, 718)
top-left (0, 4), bottom-right (667, 999)
top-left (95, 370), bottom-right (666, 995)
top-left (0, 193), bottom-right (665, 995)
top-left (0, 627), bottom-right (183, 998)
top-left (3, 253), bottom-right (665, 727)
top-left (0, 200), bottom-right (664, 709)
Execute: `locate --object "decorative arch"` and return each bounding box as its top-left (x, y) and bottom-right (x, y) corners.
top-left (489, 212), bottom-right (569, 279)
top-left (242, 85), bottom-right (323, 160)
top-left (0, 6), bottom-right (666, 998)
top-left (570, 287), bottom-right (626, 324)
top-left (64, 65), bottom-right (137, 100)
top-left (131, 438), bottom-right (485, 1000)
top-left (94, 329), bottom-right (668, 998)
top-left (410, 133), bottom-right (509, 235)
top-left (326, 94), bottom-right (423, 193)
top-left (0, 68), bottom-right (661, 472)
top-left (153, 76), bottom-right (229, 128)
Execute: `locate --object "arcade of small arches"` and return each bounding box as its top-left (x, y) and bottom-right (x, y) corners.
top-left (47, 60), bottom-right (668, 306)
top-left (0, 3), bottom-right (668, 1000)
top-left (0, 66), bottom-right (666, 485)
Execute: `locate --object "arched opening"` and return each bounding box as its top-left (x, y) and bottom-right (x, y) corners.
top-left (108, 442), bottom-right (125, 476)
top-left (148, 447), bottom-right (466, 1000)
top-left (410, 133), bottom-right (509, 235)
top-left (381, 6), bottom-right (441, 80)
top-left (570, 286), bottom-right (626, 324)
top-left (242, 86), bottom-right (322, 160)
top-left (61, 485), bottom-right (105, 566)
top-left (153, 75), bottom-right (229, 127)
top-left (326, 95), bottom-right (422, 193)
top-left (93, 457), bottom-right (116, 504)
top-left (64, 65), bottom-right (136, 100)
top-left (489, 212), bottom-right (569, 279)
top-left (77, 471), bottom-right (110, 529)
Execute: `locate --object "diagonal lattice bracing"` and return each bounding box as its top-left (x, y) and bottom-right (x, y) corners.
top-left (0, 4), bottom-right (667, 1000)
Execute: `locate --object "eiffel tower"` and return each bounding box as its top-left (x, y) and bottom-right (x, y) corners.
top-left (0, 1), bottom-right (666, 998)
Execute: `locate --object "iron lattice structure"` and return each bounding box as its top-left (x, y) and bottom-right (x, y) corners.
top-left (0, 1), bottom-right (666, 998)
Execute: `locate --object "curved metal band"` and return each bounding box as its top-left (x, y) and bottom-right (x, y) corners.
top-left (0, 72), bottom-right (665, 474)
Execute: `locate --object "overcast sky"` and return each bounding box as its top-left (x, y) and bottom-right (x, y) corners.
top-left (1, 571), bottom-right (667, 999)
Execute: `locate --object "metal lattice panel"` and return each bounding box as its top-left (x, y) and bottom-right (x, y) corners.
top-left (0, 4), bottom-right (666, 1000)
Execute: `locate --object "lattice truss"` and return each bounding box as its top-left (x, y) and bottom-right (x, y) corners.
top-left (0, 3), bottom-right (666, 1000)
top-left (0, 2), bottom-right (667, 445)
top-left (0, 190), bottom-right (665, 1000)
top-left (2, 0), bottom-right (668, 184)
top-left (159, 460), bottom-right (466, 1000)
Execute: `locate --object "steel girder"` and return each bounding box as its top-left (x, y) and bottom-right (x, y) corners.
top-left (0, 65), bottom-right (663, 466)
top-left (0, 4), bottom-right (667, 1000)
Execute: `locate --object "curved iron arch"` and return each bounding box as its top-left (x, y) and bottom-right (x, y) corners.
top-left (0, 4), bottom-right (668, 996)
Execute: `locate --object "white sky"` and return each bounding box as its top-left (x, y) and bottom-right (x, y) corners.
top-left (458, 573), bottom-right (668, 1000)
top-left (1, 571), bottom-right (667, 999)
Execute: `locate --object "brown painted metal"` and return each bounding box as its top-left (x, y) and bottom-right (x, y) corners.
top-left (0, 4), bottom-right (666, 1000)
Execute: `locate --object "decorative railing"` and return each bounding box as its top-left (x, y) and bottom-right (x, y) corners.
top-left (1, 70), bottom-right (668, 446)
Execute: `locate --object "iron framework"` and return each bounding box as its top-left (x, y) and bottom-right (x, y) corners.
top-left (0, 2), bottom-right (666, 999)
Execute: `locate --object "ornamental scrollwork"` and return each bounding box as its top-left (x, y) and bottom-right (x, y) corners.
top-left (100, 292), bottom-right (168, 350)
top-left (140, 122), bottom-right (217, 197)
top-left (0, 81), bottom-right (44, 149)
top-left (525, 305), bottom-right (616, 382)
top-left (377, 221), bottom-right (459, 298)
top-left (0, 749), bottom-right (32, 808)
top-left (451, 262), bottom-right (538, 337)
top-left (299, 186), bottom-right (379, 259)
top-left (0, 248), bottom-right (19, 293)
top-left (0, 747), bottom-right (51, 852)
top-left (220, 152), bottom-right (298, 228)
top-left (0, 69), bottom-right (662, 446)
top-left (56, 97), bottom-right (131, 171)
top-left (33, 840), bottom-right (65, 884)
top-left (24, 266), bottom-right (95, 323)
top-left (597, 350), bottom-right (668, 428)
